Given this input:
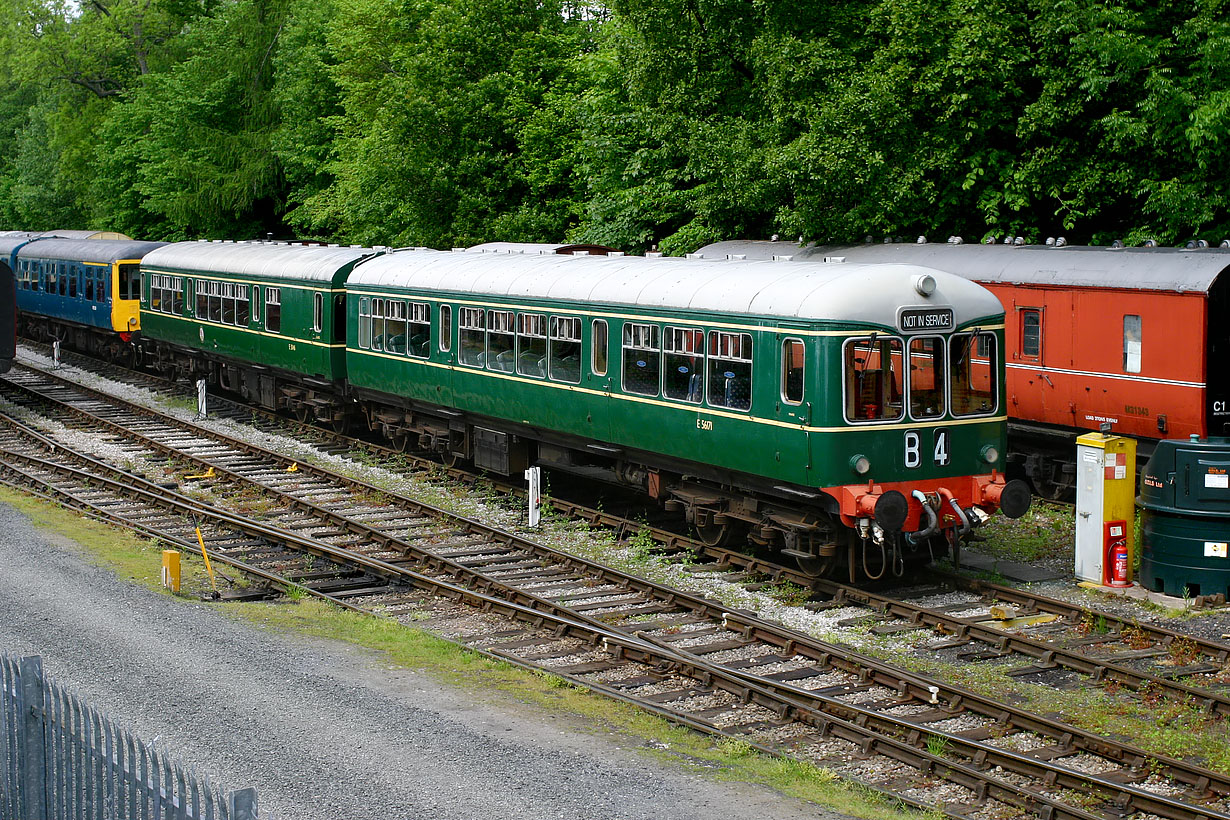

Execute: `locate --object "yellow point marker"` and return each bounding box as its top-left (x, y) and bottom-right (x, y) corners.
top-left (195, 525), bottom-right (218, 593)
top-left (286, 463), bottom-right (298, 473)
top-left (185, 466), bottom-right (215, 480)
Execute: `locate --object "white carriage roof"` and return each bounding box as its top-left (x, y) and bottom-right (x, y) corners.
top-left (697, 240), bottom-right (1230, 293)
top-left (142, 241), bottom-right (373, 283)
top-left (348, 248), bottom-right (1003, 326)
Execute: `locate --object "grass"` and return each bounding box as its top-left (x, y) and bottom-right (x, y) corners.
top-left (975, 498), bottom-right (1075, 564)
top-left (0, 485), bottom-right (932, 820)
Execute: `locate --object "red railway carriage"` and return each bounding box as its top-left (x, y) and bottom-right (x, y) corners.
top-left (698, 240), bottom-right (1230, 499)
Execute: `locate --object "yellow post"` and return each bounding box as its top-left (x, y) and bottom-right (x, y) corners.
top-left (161, 550), bottom-right (181, 593)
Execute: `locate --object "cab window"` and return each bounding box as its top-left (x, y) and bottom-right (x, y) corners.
top-left (908, 337), bottom-right (945, 419)
top-left (845, 336), bottom-right (904, 421)
top-left (950, 331), bottom-right (998, 416)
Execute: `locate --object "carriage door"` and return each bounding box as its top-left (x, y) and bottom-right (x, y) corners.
top-left (776, 331), bottom-right (812, 481)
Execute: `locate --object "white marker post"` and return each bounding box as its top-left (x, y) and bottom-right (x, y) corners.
top-left (524, 466), bottom-right (541, 528)
top-left (196, 378), bottom-right (207, 420)
top-left (51, 341), bottom-right (60, 369)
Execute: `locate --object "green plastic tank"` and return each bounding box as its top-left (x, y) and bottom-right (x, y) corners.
top-left (1138, 435), bottom-right (1230, 598)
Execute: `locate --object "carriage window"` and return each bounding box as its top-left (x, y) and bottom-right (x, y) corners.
top-left (439, 305), bottom-right (452, 353)
top-left (459, 307), bottom-right (485, 366)
top-left (487, 310), bottom-right (515, 372)
top-left (592, 319), bottom-right (608, 376)
top-left (1020, 309), bottom-right (1041, 359)
top-left (234, 284), bottom-right (247, 325)
top-left (358, 298), bottom-right (371, 348)
top-left (407, 301), bottom-right (430, 358)
top-left (708, 331), bottom-right (752, 410)
top-left (663, 327), bottom-right (703, 403)
top-left (549, 316), bottom-right (582, 384)
top-left (149, 274), bottom-right (163, 312)
top-left (782, 338), bottom-right (805, 405)
top-left (196, 279), bottom-right (207, 318)
top-left (383, 300), bottom-right (406, 353)
top-left (1123, 314), bottom-right (1141, 373)
top-left (908, 337), bottom-right (945, 419)
top-left (265, 287), bottom-right (281, 333)
top-left (222, 282), bottom-right (236, 325)
top-left (59, 265), bottom-right (67, 296)
top-left (371, 298), bottom-right (386, 351)
top-left (950, 331), bottom-right (998, 417)
top-left (313, 292), bottom-right (324, 333)
top-left (622, 322), bottom-right (660, 396)
top-left (845, 336), bottom-right (904, 421)
top-left (68, 268), bottom-right (77, 298)
top-left (517, 313), bottom-right (547, 377)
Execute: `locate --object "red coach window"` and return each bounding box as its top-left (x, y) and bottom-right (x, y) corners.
top-left (1020, 308), bottom-right (1041, 360)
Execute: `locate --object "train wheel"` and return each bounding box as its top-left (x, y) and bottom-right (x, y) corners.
top-left (294, 406), bottom-right (312, 424)
top-left (794, 553), bottom-right (836, 578)
top-left (391, 434), bottom-right (410, 453)
top-left (331, 416), bottom-right (350, 435)
top-left (695, 520), bottom-right (734, 547)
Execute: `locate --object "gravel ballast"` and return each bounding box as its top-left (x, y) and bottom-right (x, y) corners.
top-left (0, 502), bottom-right (844, 820)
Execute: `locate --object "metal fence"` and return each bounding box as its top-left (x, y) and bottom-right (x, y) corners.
top-left (2, 654), bottom-right (264, 820)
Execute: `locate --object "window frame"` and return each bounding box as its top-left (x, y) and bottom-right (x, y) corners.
top-left (781, 337), bottom-right (805, 406)
top-left (1123, 314), bottom-right (1142, 374)
top-left (842, 335), bottom-right (906, 424)
top-left (706, 330), bottom-right (753, 411)
top-left (1019, 307), bottom-right (1042, 361)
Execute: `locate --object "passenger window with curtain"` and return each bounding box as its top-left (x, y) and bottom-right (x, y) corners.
top-left (459, 307), bottom-right (485, 366)
top-left (1020, 309), bottom-right (1041, 359)
top-left (908, 337), bottom-right (945, 419)
top-left (950, 331), bottom-right (998, 416)
top-left (407, 302), bottom-right (430, 357)
top-left (1123, 315), bottom-right (1141, 373)
top-left (781, 338), bottom-right (805, 405)
top-left (549, 316), bottom-right (581, 383)
top-left (517, 313), bottom-right (547, 377)
top-left (592, 319), bottom-right (608, 376)
top-left (622, 322), bottom-right (660, 396)
top-left (486, 310), bottom-right (515, 372)
top-left (663, 327), bottom-right (703, 403)
top-left (845, 336), bottom-right (904, 421)
top-left (707, 331), bottom-right (752, 410)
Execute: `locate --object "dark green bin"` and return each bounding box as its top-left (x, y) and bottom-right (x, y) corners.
top-left (1138, 436), bottom-right (1230, 598)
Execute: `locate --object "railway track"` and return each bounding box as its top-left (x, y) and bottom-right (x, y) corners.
top-left (11, 349), bottom-right (1230, 709)
top-left (3, 360), bottom-right (1230, 819)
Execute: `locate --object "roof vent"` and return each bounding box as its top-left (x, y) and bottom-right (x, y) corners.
top-left (916, 236), bottom-right (927, 244)
top-left (1111, 239), bottom-right (1125, 249)
top-left (726, 254), bottom-right (746, 261)
top-left (914, 274), bottom-right (937, 297)
top-left (1221, 240), bottom-right (1230, 249)
top-left (572, 250), bottom-right (590, 256)
top-left (772, 255), bottom-right (794, 262)
top-left (984, 236), bottom-right (997, 245)
top-left (686, 252), bottom-right (704, 259)
top-left (328, 243), bottom-right (339, 247)
top-left (1056, 237), bottom-right (1067, 247)
top-left (1013, 236), bottom-right (1025, 246)
top-left (823, 256), bottom-right (847, 264)
top-left (646, 252), bottom-right (663, 258)
top-left (770, 234), bottom-right (779, 241)
top-left (609, 251), bottom-right (625, 257)
top-left (1143, 239), bottom-right (1158, 247)
top-left (1045, 237), bottom-right (1055, 245)
top-left (864, 235), bottom-right (874, 244)
top-left (452, 247), bottom-right (465, 253)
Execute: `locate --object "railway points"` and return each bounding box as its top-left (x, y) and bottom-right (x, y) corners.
top-left (4, 351), bottom-right (1230, 820)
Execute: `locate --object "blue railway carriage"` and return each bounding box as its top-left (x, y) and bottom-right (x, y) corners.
top-left (12, 236), bottom-right (167, 360)
top-left (136, 241), bottom-right (372, 422)
top-left (344, 249), bottom-right (1029, 578)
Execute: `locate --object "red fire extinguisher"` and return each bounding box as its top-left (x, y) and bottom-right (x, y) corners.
top-left (1104, 520), bottom-right (1130, 587)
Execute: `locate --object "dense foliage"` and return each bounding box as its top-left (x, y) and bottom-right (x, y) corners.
top-left (1, 0), bottom-right (1228, 250)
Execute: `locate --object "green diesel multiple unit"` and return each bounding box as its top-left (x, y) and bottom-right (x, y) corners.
top-left (129, 242), bottom-right (1028, 578)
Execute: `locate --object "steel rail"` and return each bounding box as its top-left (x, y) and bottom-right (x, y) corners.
top-left (4, 376), bottom-right (1230, 815)
top-left (1, 427), bottom-right (1225, 820)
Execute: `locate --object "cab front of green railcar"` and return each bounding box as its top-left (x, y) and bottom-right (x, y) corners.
top-left (815, 305), bottom-right (1031, 559)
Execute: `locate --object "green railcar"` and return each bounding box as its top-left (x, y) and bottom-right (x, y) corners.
top-left (344, 249), bottom-right (1028, 575)
top-left (137, 241), bottom-right (371, 423)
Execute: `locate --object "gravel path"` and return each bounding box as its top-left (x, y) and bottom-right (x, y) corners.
top-left (0, 502), bottom-right (847, 820)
